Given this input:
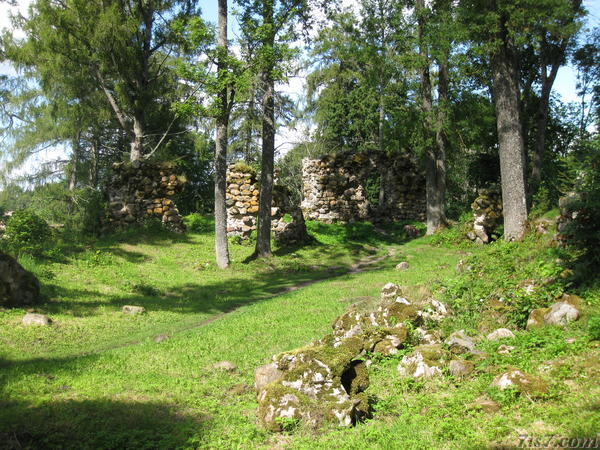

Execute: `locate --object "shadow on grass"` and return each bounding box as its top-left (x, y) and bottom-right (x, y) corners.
top-left (0, 397), bottom-right (205, 449)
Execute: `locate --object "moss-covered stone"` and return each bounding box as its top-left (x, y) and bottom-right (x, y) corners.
top-left (526, 308), bottom-right (550, 330)
top-left (398, 344), bottom-right (448, 378)
top-left (491, 368), bottom-right (548, 397)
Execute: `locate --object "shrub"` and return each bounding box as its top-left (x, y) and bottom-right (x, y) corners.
top-left (183, 213), bottom-right (212, 233)
top-left (5, 210), bottom-right (52, 256)
top-left (588, 316), bottom-right (600, 341)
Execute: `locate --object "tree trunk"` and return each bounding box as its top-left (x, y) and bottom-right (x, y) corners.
top-left (89, 135), bottom-right (99, 188)
top-left (255, 0), bottom-right (275, 259)
top-left (130, 115), bottom-right (144, 161)
top-left (416, 0), bottom-right (444, 235)
top-left (215, 0), bottom-right (230, 269)
top-left (434, 52), bottom-right (448, 230)
top-left (378, 92), bottom-right (385, 207)
top-left (69, 133), bottom-right (80, 191)
top-left (492, 30), bottom-right (528, 241)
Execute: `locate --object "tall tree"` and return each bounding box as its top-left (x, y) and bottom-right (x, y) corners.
top-left (215, 0), bottom-right (231, 269)
top-left (238, 0), bottom-right (309, 258)
top-left (529, 0), bottom-right (583, 198)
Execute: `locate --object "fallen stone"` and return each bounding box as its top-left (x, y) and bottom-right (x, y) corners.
top-left (491, 369), bottom-right (548, 397)
top-left (122, 305), bottom-right (146, 315)
top-left (380, 283), bottom-right (402, 302)
top-left (255, 362), bottom-right (284, 392)
top-left (543, 302), bottom-right (579, 326)
top-left (256, 338), bottom-right (369, 431)
top-left (395, 262), bottom-right (410, 271)
top-left (154, 334), bottom-right (169, 343)
top-left (526, 308), bottom-right (549, 329)
top-left (471, 396), bottom-right (500, 413)
top-left (419, 299), bottom-right (449, 322)
top-left (449, 359), bottom-right (475, 378)
top-left (414, 327), bottom-right (440, 345)
top-left (445, 330), bottom-right (477, 354)
top-left (486, 328), bottom-right (516, 341)
top-left (213, 361), bottom-right (237, 372)
top-left (496, 345), bottom-right (515, 355)
top-left (22, 313), bottom-right (52, 326)
top-left (398, 344), bottom-right (448, 378)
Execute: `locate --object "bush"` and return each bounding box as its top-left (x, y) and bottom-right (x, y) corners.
top-left (588, 316), bottom-right (600, 341)
top-left (5, 210), bottom-right (52, 256)
top-left (183, 213), bottom-right (213, 233)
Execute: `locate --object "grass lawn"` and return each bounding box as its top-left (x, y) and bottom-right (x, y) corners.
top-left (0, 219), bottom-right (598, 449)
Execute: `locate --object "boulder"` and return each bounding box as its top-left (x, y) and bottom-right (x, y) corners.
top-left (0, 253), bottom-right (42, 308)
top-left (398, 344), bottom-right (448, 378)
top-left (448, 359), bottom-right (475, 378)
top-left (22, 313), bottom-right (51, 326)
top-left (486, 328), bottom-right (516, 341)
top-left (122, 305), bottom-right (146, 315)
top-left (445, 330), bottom-right (477, 354)
top-left (543, 302), bottom-right (579, 326)
top-left (491, 369), bottom-right (548, 397)
top-left (256, 338), bottom-right (369, 431)
top-left (526, 308), bottom-right (549, 330)
top-left (527, 300), bottom-right (580, 329)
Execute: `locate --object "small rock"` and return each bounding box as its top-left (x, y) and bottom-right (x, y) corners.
top-left (255, 362), bottom-right (284, 391)
top-left (496, 344), bottom-right (515, 355)
top-left (445, 330), bottom-right (476, 354)
top-left (380, 283), bottom-right (402, 301)
top-left (398, 344), bottom-right (447, 378)
top-left (212, 361), bottom-right (237, 372)
top-left (492, 369), bottom-right (548, 396)
top-left (414, 327), bottom-right (440, 345)
top-left (565, 338), bottom-right (576, 344)
top-left (22, 313), bottom-right (52, 326)
top-left (543, 302), bottom-right (579, 326)
top-left (395, 262), bottom-right (410, 271)
top-left (487, 328), bottom-right (515, 341)
top-left (449, 359), bottom-right (475, 377)
top-left (122, 305), bottom-right (146, 315)
top-left (154, 334), bottom-right (169, 343)
top-left (471, 396), bottom-right (500, 413)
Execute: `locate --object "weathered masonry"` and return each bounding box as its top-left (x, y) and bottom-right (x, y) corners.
top-left (301, 151), bottom-right (426, 223)
top-left (107, 161), bottom-right (185, 233)
top-left (226, 164), bottom-right (310, 243)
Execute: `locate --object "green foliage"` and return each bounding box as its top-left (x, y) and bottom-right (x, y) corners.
top-left (588, 316), bottom-right (600, 341)
top-left (230, 161), bottom-right (257, 176)
top-left (561, 137), bottom-right (600, 279)
top-left (427, 212), bottom-right (474, 247)
top-left (5, 209), bottom-right (52, 256)
top-left (182, 213), bottom-right (213, 233)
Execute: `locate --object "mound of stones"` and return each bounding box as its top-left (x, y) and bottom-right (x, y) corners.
top-left (467, 189), bottom-right (503, 244)
top-left (254, 282), bottom-right (448, 431)
top-left (107, 160), bottom-right (185, 233)
top-left (0, 252), bottom-right (41, 307)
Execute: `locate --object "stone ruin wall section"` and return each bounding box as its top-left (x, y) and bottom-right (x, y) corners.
top-left (301, 152), bottom-right (426, 223)
top-left (107, 161), bottom-right (185, 233)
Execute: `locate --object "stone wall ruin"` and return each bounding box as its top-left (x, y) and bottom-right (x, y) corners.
top-left (107, 161), bottom-right (185, 233)
top-left (226, 164), bottom-right (311, 243)
top-left (301, 151), bottom-right (426, 223)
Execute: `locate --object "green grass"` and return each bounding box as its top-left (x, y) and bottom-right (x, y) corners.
top-left (1, 219), bottom-right (598, 449)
